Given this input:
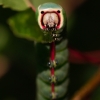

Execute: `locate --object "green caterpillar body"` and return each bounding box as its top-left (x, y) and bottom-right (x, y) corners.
top-left (35, 3), bottom-right (69, 100)
top-left (36, 40), bottom-right (69, 100)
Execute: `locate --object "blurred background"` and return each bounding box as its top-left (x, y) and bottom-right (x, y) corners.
top-left (0, 6), bottom-right (36, 100)
top-left (0, 0), bottom-right (100, 100)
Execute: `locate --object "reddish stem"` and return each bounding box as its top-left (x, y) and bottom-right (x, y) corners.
top-left (51, 67), bottom-right (54, 75)
top-left (52, 83), bottom-right (55, 92)
top-left (50, 42), bottom-right (56, 93)
top-left (25, 0), bottom-right (36, 12)
top-left (50, 42), bottom-right (56, 61)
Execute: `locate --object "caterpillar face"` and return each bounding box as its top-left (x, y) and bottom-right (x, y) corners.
top-left (40, 10), bottom-right (60, 31)
top-left (37, 3), bottom-right (65, 37)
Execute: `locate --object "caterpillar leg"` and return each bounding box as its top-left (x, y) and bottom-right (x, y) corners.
top-left (49, 75), bottom-right (58, 83)
top-left (50, 92), bottom-right (58, 100)
top-left (47, 60), bottom-right (58, 68)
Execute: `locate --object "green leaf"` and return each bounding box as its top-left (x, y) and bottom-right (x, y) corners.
top-left (0, 0), bottom-right (2, 3)
top-left (8, 9), bottom-right (53, 43)
top-left (8, 9), bottom-right (42, 42)
top-left (0, 0), bottom-right (28, 11)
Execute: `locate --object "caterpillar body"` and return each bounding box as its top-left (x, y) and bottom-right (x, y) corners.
top-left (35, 3), bottom-right (69, 100)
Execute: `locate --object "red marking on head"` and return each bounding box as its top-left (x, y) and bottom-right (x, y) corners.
top-left (56, 12), bottom-right (61, 28)
top-left (57, 24), bottom-right (60, 29)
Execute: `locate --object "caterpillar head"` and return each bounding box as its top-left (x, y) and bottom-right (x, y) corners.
top-left (36, 3), bottom-right (66, 42)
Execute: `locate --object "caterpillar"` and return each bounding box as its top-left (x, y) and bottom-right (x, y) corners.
top-left (35, 3), bottom-right (69, 100)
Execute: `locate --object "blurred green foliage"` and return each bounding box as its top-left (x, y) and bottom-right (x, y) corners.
top-left (0, 25), bottom-right (9, 51)
top-left (0, 0), bottom-right (28, 11)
